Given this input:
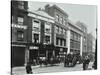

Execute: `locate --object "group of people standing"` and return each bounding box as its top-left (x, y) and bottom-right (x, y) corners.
top-left (25, 55), bottom-right (92, 74)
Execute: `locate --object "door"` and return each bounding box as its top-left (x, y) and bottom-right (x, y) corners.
top-left (11, 46), bottom-right (25, 67)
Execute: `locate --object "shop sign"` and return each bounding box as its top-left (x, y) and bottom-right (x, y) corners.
top-left (60, 48), bottom-right (63, 51)
top-left (29, 46), bottom-right (39, 50)
top-left (12, 24), bottom-right (27, 29)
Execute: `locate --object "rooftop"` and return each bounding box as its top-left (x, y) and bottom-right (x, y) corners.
top-left (28, 9), bottom-right (54, 20)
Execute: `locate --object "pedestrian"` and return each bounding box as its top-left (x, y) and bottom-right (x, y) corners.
top-left (83, 56), bottom-right (90, 70)
top-left (26, 62), bottom-right (33, 74)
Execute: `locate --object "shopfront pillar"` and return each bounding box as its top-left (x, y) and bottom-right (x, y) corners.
top-left (80, 36), bottom-right (83, 56)
top-left (25, 47), bottom-right (29, 66)
top-left (46, 50), bottom-right (48, 58)
top-left (53, 50), bottom-right (55, 57)
top-left (67, 29), bottom-right (70, 54)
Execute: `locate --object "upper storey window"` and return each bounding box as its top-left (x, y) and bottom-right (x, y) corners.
top-left (17, 17), bottom-right (24, 25)
top-left (55, 26), bottom-right (59, 33)
top-left (18, 1), bottom-right (24, 9)
top-left (63, 19), bottom-right (66, 25)
top-left (32, 20), bottom-right (40, 32)
top-left (45, 22), bottom-right (51, 34)
top-left (60, 17), bottom-right (63, 24)
top-left (55, 14), bottom-right (59, 22)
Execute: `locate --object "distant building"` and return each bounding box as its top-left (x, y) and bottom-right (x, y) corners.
top-left (76, 21), bottom-right (87, 56)
top-left (87, 33), bottom-right (96, 61)
top-left (68, 20), bottom-right (84, 56)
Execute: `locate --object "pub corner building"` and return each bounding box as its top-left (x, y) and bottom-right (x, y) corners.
top-left (11, 1), bottom-right (87, 67)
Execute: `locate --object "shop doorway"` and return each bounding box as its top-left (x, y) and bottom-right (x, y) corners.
top-left (11, 46), bottom-right (25, 67)
top-left (29, 50), bottom-right (38, 64)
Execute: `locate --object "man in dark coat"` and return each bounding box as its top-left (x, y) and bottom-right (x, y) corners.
top-left (26, 62), bottom-right (33, 74)
top-left (83, 56), bottom-right (90, 70)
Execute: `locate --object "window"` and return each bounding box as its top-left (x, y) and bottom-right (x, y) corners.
top-left (56, 38), bottom-right (59, 45)
top-left (63, 29), bottom-right (66, 35)
top-left (33, 20), bottom-right (40, 32)
top-left (59, 27), bottom-right (62, 34)
top-left (64, 39), bottom-right (66, 46)
top-left (61, 28), bottom-right (63, 34)
top-left (45, 36), bottom-right (50, 44)
top-left (55, 14), bottom-right (59, 22)
top-left (18, 1), bottom-right (24, 9)
top-left (74, 33), bottom-right (77, 41)
top-left (55, 26), bottom-right (59, 33)
top-left (33, 34), bottom-right (39, 43)
top-left (45, 23), bottom-right (51, 33)
top-left (60, 17), bottom-right (63, 24)
top-left (70, 40), bottom-right (74, 48)
top-left (63, 19), bottom-right (66, 25)
top-left (70, 31), bottom-right (74, 39)
top-left (18, 17), bottom-right (24, 25)
top-left (78, 35), bottom-right (81, 41)
top-left (17, 31), bottom-right (24, 41)
top-left (60, 39), bottom-right (63, 46)
top-left (84, 37), bottom-right (86, 43)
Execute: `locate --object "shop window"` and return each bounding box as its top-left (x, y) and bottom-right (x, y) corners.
top-left (17, 31), bottom-right (24, 41)
top-left (18, 1), bottom-right (24, 9)
top-left (17, 17), bottom-right (24, 25)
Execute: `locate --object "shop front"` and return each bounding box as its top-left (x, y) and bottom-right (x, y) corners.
top-left (55, 47), bottom-right (67, 62)
top-left (11, 42), bottom-right (27, 67)
top-left (29, 44), bottom-right (40, 65)
top-left (70, 49), bottom-right (80, 55)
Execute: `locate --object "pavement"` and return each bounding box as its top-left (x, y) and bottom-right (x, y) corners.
top-left (12, 62), bottom-right (94, 75)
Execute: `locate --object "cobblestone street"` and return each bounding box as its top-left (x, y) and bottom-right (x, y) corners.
top-left (12, 62), bottom-right (94, 75)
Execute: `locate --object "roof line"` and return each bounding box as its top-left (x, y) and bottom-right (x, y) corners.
top-left (28, 10), bottom-right (54, 20)
top-left (52, 4), bottom-right (68, 17)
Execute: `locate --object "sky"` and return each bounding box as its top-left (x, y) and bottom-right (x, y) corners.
top-left (28, 1), bottom-right (97, 38)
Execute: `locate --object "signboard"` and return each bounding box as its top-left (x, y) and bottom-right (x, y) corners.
top-left (60, 48), bottom-right (63, 51)
top-left (29, 46), bottom-right (39, 50)
top-left (12, 24), bottom-right (27, 29)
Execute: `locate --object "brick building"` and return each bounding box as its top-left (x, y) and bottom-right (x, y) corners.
top-left (45, 4), bottom-right (69, 61)
top-left (11, 1), bottom-right (28, 67)
top-left (11, 2), bottom-right (88, 67)
top-left (27, 9), bottom-right (54, 64)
